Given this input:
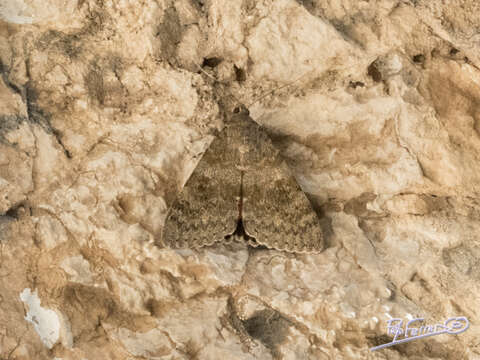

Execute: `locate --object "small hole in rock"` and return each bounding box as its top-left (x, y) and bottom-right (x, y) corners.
top-left (243, 309), bottom-right (291, 353)
top-left (367, 62), bottom-right (382, 82)
top-left (202, 57), bottom-right (222, 68)
top-left (349, 81), bottom-right (364, 88)
top-left (234, 65), bottom-right (246, 82)
top-left (5, 207), bottom-right (18, 218)
top-left (5, 203), bottom-right (27, 219)
top-left (412, 54), bottom-right (425, 63)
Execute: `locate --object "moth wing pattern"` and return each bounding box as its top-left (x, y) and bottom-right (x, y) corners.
top-left (162, 108), bottom-right (325, 253)
top-left (242, 165), bottom-right (325, 252)
top-left (239, 115), bottom-right (325, 253)
top-left (161, 130), bottom-right (240, 249)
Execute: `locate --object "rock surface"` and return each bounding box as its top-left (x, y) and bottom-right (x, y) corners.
top-left (1, 0), bottom-right (480, 359)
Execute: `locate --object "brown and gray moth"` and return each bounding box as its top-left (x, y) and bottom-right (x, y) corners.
top-left (161, 106), bottom-right (324, 253)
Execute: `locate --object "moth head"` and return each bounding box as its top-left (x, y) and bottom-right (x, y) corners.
top-left (233, 104), bottom-right (249, 116)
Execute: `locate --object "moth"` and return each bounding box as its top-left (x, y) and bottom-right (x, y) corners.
top-left (161, 106), bottom-right (324, 253)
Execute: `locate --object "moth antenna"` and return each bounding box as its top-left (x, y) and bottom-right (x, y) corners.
top-left (195, 62), bottom-right (314, 114)
top-left (194, 61), bottom-right (225, 83)
top-left (245, 68), bottom-right (315, 109)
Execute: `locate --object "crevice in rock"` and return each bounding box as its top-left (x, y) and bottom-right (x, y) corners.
top-left (0, 61), bottom-right (22, 96)
top-left (367, 60), bottom-right (383, 82)
top-left (24, 84), bottom-right (72, 159)
top-left (202, 57), bottom-right (223, 68)
top-left (2, 201), bottom-right (31, 219)
top-left (0, 115), bottom-right (29, 145)
top-left (234, 65), bottom-right (247, 82)
top-left (413, 54), bottom-right (425, 64)
top-left (349, 80), bottom-right (365, 88)
top-left (242, 308), bottom-right (292, 357)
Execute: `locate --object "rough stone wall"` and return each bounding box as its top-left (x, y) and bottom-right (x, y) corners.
top-left (1, 0), bottom-right (480, 359)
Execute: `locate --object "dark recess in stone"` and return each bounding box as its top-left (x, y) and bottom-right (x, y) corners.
top-left (5, 207), bottom-right (19, 219)
top-left (294, 0), bottom-right (315, 12)
top-left (349, 81), bottom-right (365, 88)
top-left (24, 85), bottom-right (73, 158)
top-left (234, 65), bottom-right (247, 82)
top-left (4, 202), bottom-right (30, 219)
top-left (412, 54), bottom-right (425, 63)
top-left (0, 61), bottom-right (22, 95)
top-left (367, 62), bottom-right (382, 82)
top-left (450, 47), bottom-right (459, 55)
top-left (202, 57), bottom-right (223, 68)
top-left (242, 309), bottom-right (292, 355)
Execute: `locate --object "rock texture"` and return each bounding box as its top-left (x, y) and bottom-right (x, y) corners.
top-left (1, 0), bottom-right (480, 359)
